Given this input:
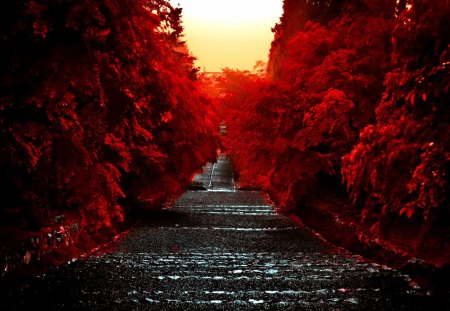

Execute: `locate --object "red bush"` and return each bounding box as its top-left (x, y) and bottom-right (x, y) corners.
top-left (0, 0), bottom-right (217, 238)
top-left (217, 0), bottom-right (449, 258)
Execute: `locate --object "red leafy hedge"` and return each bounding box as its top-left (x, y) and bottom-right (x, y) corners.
top-left (342, 0), bottom-right (450, 249)
top-left (0, 0), bottom-right (217, 242)
top-left (217, 0), bottom-right (449, 263)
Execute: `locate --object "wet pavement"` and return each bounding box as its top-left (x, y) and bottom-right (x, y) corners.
top-left (1, 155), bottom-right (444, 310)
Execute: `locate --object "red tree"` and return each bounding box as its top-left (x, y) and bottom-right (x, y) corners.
top-left (0, 0), bottom-right (217, 250)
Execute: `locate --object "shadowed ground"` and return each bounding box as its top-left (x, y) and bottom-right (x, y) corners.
top-left (0, 155), bottom-right (443, 310)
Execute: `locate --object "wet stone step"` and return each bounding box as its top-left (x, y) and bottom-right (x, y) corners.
top-left (139, 213), bottom-right (296, 228)
top-left (174, 191), bottom-right (268, 206)
top-left (178, 210), bottom-right (278, 216)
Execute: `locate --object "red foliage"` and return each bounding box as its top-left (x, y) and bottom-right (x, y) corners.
top-left (217, 0), bottom-right (450, 259)
top-left (342, 0), bottom-right (450, 246)
top-left (219, 1), bottom-right (391, 201)
top-left (0, 0), bottom-right (217, 241)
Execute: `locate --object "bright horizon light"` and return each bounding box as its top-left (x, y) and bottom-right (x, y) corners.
top-left (169, 0), bottom-right (283, 72)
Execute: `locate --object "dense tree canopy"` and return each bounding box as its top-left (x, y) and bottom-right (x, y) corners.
top-left (217, 0), bottom-right (449, 262)
top-left (0, 0), bottom-right (217, 241)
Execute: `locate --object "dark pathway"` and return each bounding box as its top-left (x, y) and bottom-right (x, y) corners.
top-left (1, 155), bottom-right (441, 310)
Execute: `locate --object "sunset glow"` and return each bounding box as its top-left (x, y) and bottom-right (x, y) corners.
top-left (170, 0), bottom-right (283, 72)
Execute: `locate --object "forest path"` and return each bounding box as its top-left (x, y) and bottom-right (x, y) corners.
top-left (2, 155), bottom-right (436, 310)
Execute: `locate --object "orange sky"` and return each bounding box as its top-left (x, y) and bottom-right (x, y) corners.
top-left (169, 0), bottom-right (283, 72)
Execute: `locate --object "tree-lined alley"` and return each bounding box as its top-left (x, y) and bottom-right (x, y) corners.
top-left (0, 0), bottom-right (449, 306)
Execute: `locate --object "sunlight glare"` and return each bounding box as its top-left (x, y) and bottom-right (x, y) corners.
top-left (169, 0), bottom-right (283, 72)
